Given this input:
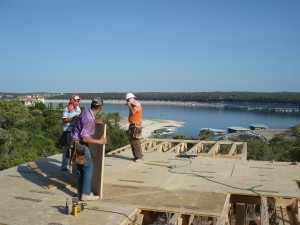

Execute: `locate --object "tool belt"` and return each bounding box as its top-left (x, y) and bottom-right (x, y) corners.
top-left (129, 123), bottom-right (143, 139)
top-left (68, 140), bottom-right (87, 165)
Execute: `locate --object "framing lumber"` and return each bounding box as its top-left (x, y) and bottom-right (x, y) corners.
top-left (169, 213), bottom-right (182, 225)
top-left (208, 143), bottom-right (220, 155)
top-left (241, 142), bottom-right (247, 161)
top-left (144, 140), bottom-right (171, 152)
top-left (187, 142), bottom-right (203, 154)
top-left (107, 139), bottom-right (247, 160)
top-left (216, 194), bottom-right (230, 225)
top-left (120, 208), bottom-right (141, 225)
top-left (166, 141), bottom-right (187, 153)
top-left (228, 143), bottom-right (237, 156)
top-left (188, 214), bottom-right (195, 225)
top-left (236, 203), bottom-right (246, 225)
top-left (261, 196), bottom-right (269, 225)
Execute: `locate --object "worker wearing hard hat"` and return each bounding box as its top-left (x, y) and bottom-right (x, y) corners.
top-left (126, 93), bottom-right (144, 162)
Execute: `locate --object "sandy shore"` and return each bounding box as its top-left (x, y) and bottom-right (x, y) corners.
top-left (119, 118), bottom-right (185, 138)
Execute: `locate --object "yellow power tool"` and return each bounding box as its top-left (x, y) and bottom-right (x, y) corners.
top-left (66, 197), bottom-right (87, 216)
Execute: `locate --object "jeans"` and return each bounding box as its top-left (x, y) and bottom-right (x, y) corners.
top-left (76, 146), bottom-right (93, 198)
top-left (61, 146), bottom-right (69, 169)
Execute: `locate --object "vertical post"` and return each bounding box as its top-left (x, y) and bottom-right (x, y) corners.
top-left (261, 196), bottom-right (269, 225)
top-left (236, 203), bottom-right (246, 225)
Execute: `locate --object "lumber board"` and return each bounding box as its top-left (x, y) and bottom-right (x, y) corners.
top-left (90, 123), bottom-right (106, 198)
top-left (208, 143), bottom-right (220, 155)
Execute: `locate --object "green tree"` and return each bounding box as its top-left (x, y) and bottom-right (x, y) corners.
top-left (269, 136), bottom-right (293, 161)
top-left (29, 102), bottom-right (46, 111)
top-left (199, 129), bottom-right (213, 140)
top-left (246, 139), bottom-right (272, 161)
top-left (173, 134), bottom-right (197, 140)
top-left (0, 100), bottom-right (32, 130)
top-left (0, 100), bottom-right (62, 170)
top-left (98, 112), bottom-right (129, 152)
top-left (291, 124), bottom-right (300, 138)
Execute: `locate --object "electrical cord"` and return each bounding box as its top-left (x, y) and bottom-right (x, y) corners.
top-left (85, 207), bottom-right (141, 225)
top-left (168, 158), bottom-right (262, 192)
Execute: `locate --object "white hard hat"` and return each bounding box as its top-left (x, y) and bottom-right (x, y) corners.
top-left (126, 93), bottom-right (135, 100)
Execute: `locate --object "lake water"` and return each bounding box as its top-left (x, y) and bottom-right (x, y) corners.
top-left (51, 102), bottom-right (300, 138)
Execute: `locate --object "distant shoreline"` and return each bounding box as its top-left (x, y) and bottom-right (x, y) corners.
top-left (44, 99), bottom-right (300, 112)
top-left (44, 99), bottom-right (226, 108)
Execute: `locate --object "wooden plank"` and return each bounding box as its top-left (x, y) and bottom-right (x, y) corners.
top-left (169, 213), bottom-right (181, 224)
top-left (188, 214), bottom-right (195, 225)
top-left (208, 143), bottom-right (220, 155)
top-left (216, 193), bottom-right (230, 225)
top-left (261, 196), bottom-right (269, 225)
top-left (241, 143), bottom-right (247, 161)
top-left (106, 144), bottom-right (131, 155)
top-left (136, 214), bottom-right (144, 224)
top-left (146, 140), bottom-right (171, 152)
top-left (279, 206), bottom-right (286, 225)
top-left (188, 142), bottom-right (203, 154)
top-left (166, 142), bottom-right (184, 153)
top-left (228, 143), bottom-right (237, 156)
top-left (90, 123), bottom-right (106, 198)
top-left (119, 208), bottom-right (141, 225)
top-left (142, 139), bottom-right (158, 151)
top-left (106, 139), bottom-right (149, 155)
top-left (236, 203), bottom-right (246, 225)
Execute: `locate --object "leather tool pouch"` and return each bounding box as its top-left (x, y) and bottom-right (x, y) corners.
top-left (68, 140), bottom-right (87, 165)
top-left (130, 123), bottom-right (143, 139)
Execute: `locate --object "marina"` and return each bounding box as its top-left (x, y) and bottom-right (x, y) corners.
top-left (152, 126), bottom-right (177, 137)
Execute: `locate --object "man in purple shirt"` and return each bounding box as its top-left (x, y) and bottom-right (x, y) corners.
top-left (70, 98), bottom-right (107, 201)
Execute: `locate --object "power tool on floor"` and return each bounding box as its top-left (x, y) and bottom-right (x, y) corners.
top-left (66, 197), bottom-right (87, 216)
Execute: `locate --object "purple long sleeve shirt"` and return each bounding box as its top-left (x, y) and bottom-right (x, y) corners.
top-left (70, 108), bottom-right (96, 141)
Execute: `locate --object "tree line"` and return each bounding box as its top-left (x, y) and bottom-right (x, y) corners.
top-left (0, 99), bottom-right (299, 170)
top-left (48, 92), bottom-right (300, 104)
top-left (2, 92), bottom-right (300, 104)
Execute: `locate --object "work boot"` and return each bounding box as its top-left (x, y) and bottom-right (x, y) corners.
top-left (81, 193), bottom-right (99, 201)
top-left (135, 158), bottom-right (144, 162)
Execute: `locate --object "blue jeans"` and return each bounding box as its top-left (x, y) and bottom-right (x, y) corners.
top-left (76, 146), bottom-right (93, 198)
top-left (61, 146), bottom-right (69, 169)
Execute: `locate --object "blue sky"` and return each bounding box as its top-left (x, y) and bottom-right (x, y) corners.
top-left (1, 0), bottom-right (300, 93)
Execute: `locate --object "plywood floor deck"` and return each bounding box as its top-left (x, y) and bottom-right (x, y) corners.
top-left (0, 139), bottom-right (300, 225)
